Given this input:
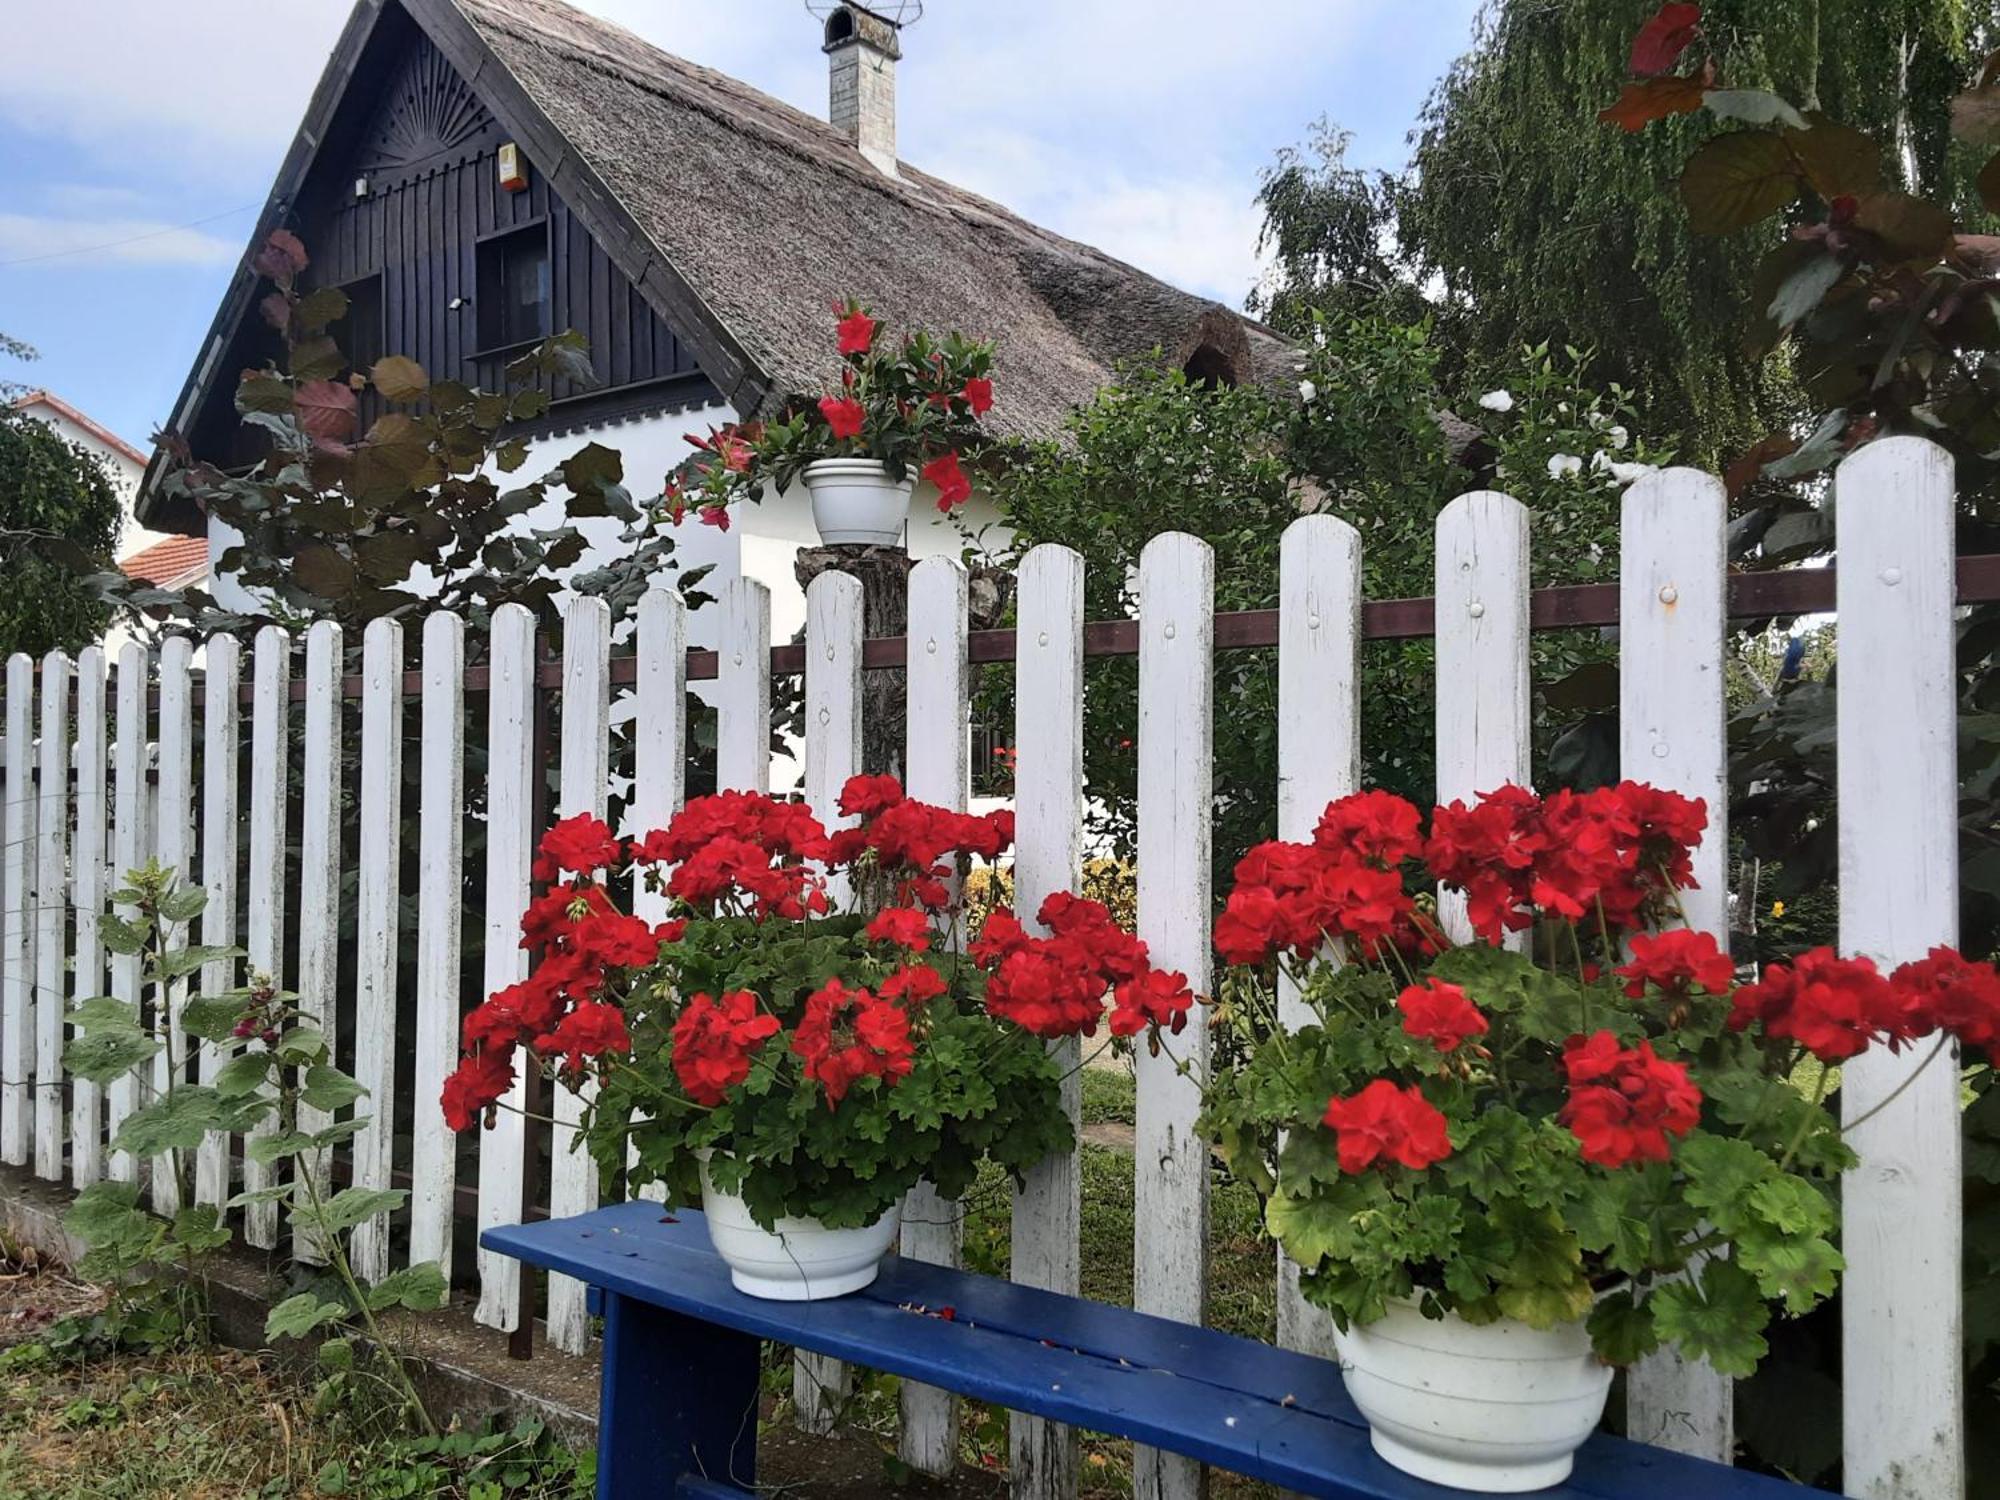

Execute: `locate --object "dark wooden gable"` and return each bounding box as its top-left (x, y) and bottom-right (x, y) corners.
top-left (186, 5), bottom-right (712, 470)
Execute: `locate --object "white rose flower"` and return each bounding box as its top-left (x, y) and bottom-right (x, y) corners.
top-left (1477, 389), bottom-right (1515, 413)
top-left (1547, 452), bottom-right (1583, 480)
top-left (1608, 424), bottom-right (1629, 450)
top-left (1299, 379), bottom-right (1317, 403)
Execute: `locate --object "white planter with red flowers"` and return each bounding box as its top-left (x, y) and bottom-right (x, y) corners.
top-left (667, 299), bottom-right (991, 543)
top-left (1332, 1299), bottom-right (1612, 1492)
top-left (799, 457), bottom-right (912, 546)
top-left (699, 1153), bottom-right (901, 1300)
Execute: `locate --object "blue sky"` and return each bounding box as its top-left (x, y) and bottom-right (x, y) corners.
top-left (0, 0), bottom-right (1482, 449)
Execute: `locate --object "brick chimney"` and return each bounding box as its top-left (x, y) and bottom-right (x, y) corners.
top-left (822, 4), bottom-right (900, 178)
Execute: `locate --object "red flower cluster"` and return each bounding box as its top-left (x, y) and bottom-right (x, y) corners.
top-left (1215, 791), bottom-right (1431, 967)
top-left (1425, 782), bottom-right (1706, 944)
top-left (672, 991), bottom-right (781, 1106)
top-left (1729, 944), bottom-right (2000, 1063)
top-left (1322, 1080), bottom-right (1452, 1173)
top-left (922, 451), bottom-right (972, 511)
top-left (631, 791), bottom-right (832, 921)
top-left (828, 775), bottom-right (1014, 909)
top-left (1559, 1032), bottom-right (1702, 1168)
top-left (1396, 978), bottom-right (1488, 1054)
top-left (972, 892), bottom-right (1191, 1039)
top-left (1616, 927), bottom-right (1734, 1001)
top-left (792, 977), bottom-right (915, 1107)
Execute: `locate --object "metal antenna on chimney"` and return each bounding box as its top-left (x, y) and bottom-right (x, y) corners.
top-left (805, 1), bottom-right (923, 28)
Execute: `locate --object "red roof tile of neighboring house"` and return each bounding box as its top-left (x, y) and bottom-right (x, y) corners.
top-left (119, 535), bottom-right (209, 588)
top-left (11, 390), bottom-right (149, 468)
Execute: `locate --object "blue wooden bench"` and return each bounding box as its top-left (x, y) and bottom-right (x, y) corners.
top-left (484, 1200), bottom-right (1827, 1499)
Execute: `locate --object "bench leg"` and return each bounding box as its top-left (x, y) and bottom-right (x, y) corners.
top-left (596, 1290), bottom-right (760, 1499)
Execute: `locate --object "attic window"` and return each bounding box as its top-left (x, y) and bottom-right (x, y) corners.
top-left (476, 222), bottom-right (550, 352)
top-left (1183, 344), bottom-right (1238, 390)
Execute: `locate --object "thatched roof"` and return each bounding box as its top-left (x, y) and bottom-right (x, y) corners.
top-left (452, 0), bottom-right (1290, 441)
top-left (138, 0), bottom-right (1289, 524)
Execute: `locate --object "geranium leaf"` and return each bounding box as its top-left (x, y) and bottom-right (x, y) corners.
top-left (1588, 1289), bottom-right (1660, 1366)
top-left (1649, 1259), bottom-right (1769, 1376)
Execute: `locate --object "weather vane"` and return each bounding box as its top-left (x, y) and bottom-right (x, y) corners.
top-left (804, 1), bottom-right (924, 27)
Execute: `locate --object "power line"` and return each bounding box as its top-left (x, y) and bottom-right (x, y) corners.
top-left (0, 204), bottom-right (261, 271)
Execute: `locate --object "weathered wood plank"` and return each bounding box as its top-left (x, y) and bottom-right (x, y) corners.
top-left (1, 653), bottom-right (33, 1166)
top-left (71, 646), bottom-right (109, 1190)
top-left (795, 569), bottom-right (863, 1435)
top-left (1619, 470), bottom-right (1734, 1462)
top-left (1009, 544), bottom-right (1086, 1500)
top-left (410, 611), bottom-right (464, 1270)
top-left (716, 578), bottom-right (772, 795)
top-left (1133, 532), bottom-right (1214, 1500)
top-left (1274, 515), bottom-right (1361, 1364)
top-left (900, 556), bottom-right (970, 1477)
top-left (1836, 437), bottom-right (1963, 1500)
top-left (475, 604), bottom-right (537, 1333)
top-left (351, 619), bottom-right (404, 1282)
top-left (294, 621), bottom-right (343, 1262)
top-left (34, 653), bottom-right (70, 1182)
top-left (242, 628), bottom-right (291, 1247)
top-left (196, 635), bottom-right (241, 1210)
top-left (1433, 491), bottom-right (1531, 944)
top-left (626, 584), bottom-right (685, 1206)
top-left (152, 637), bottom-right (194, 1213)
top-left (107, 644), bottom-right (147, 1187)
top-left (548, 595), bottom-right (611, 1355)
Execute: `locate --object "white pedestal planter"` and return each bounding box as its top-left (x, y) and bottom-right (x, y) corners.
top-left (699, 1158), bottom-right (900, 1300)
top-left (800, 458), bottom-right (912, 546)
top-left (1332, 1299), bottom-right (1613, 1493)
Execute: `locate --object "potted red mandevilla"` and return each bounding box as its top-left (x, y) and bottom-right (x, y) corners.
top-left (443, 774), bottom-right (1190, 1300)
top-left (1202, 782), bottom-right (2000, 1492)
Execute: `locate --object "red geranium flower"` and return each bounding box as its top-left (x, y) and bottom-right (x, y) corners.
top-left (1321, 1079), bottom-right (1452, 1173)
top-left (961, 377), bottom-right (993, 415)
top-left (1109, 969), bottom-right (1193, 1037)
top-left (819, 396), bottom-right (865, 441)
top-left (1559, 1032), bottom-right (1701, 1167)
top-left (539, 814), bottom-right (623, 875)
top-left (866, 906), bottom-right (932, 950)
top-left (1314, 790), bottom-right (1423, 866)
top-left (534, 999), bottom-right (632, 1076)
top-left (1396, 978), bottom-right (1489, 1053)
top-left (441, 1047), bottom-right (516, 1131)
top-left (672, 990), bottom-right (781, 1106)
top-left (574, 912), bottom-right (665, 968)
top-left (792, 978), bottom-right (915, 1106)
top-left (839, 773), bottom-right (905, 818)
top-left (836, 306), bottom-right (878, 356)
top-left (1616, 927), bottom-right (1735, 1000)
top-left (1729, 947), bottom-right (1898, 1061)
top-left (1891, 946), bottom-right (2000, 1059)
top-left (922, 451), bottom-right (972, 511)
top-left (880, 961), bottom-right (948, 1006)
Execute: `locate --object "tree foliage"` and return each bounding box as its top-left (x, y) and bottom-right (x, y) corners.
top-left (0, 403), bottom-right (122, 657)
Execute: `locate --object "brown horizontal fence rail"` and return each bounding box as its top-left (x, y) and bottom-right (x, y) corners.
top-left (92, 552), bottom-right (2000, 706)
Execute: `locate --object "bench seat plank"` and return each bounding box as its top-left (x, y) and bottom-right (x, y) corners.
top-left (484, 1201), bottom-right (1823, 1500)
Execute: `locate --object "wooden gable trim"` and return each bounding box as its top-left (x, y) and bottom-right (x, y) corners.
top-left (139, 0), bottom-right (771, 529)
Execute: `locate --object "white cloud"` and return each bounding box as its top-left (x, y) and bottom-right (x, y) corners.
top-left (0, 214), bottom-right (242, 269)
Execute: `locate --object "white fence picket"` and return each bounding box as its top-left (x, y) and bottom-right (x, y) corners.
top-left (152, 636), bottom-right (194, 1214)
top-left (242, 627), bottom-right (291, 1248)
top-left (475, 604), bottom-right (536, 1333)
top-left (410, 611), bottom-right (464, 1271)
top-left (350, 619), bottom-right (404, 1282)
top-left (295, 621), bottom-right (342, 1261)
top-left (900, 555), bottom-right (969, 1477)
top-left (71, 646), bottom-right (108, 1190)
top-left (626, 584), bottom-right (686, 1205)
top-left (1, 653), bottom-right (33, 1167)
top-left (548, 596), bottom-right (611, 1355)
top-left (1836, 436), bottom-right (1963, 1500)
top-left (1619, 470), bottom-right (1733, 1461)
top-left (717, 578), bottom-right (772, 794)
top-left (107, 643), bottom-right (147, 1186)
top-left (1009, 543), bottom-right (1086, 1500)
top-left (1434, 491), bottom-right (1531, 943)
top-left (195, 634), bottom-right (241, 1211)
top-left (793, 570), bottom-right (864, 1435)
top-left (34, 653), bottom-right (70, 1181)
top-left (1133, 533), bottom-right (1214, 1500)
top-left (1274, 515), bottom-right (1362, 1363)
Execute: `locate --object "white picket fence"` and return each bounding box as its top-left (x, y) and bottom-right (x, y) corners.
top-left (0, 437), bottom-right (1966, 1498)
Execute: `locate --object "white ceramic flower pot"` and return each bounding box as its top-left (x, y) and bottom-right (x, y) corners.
top-left (699, 1158), bottom-right (900, 1300)
top-left (1332, 1299), bottom-right (1612, 1493)
top-left (800, 458), bottom-right (912, 546)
